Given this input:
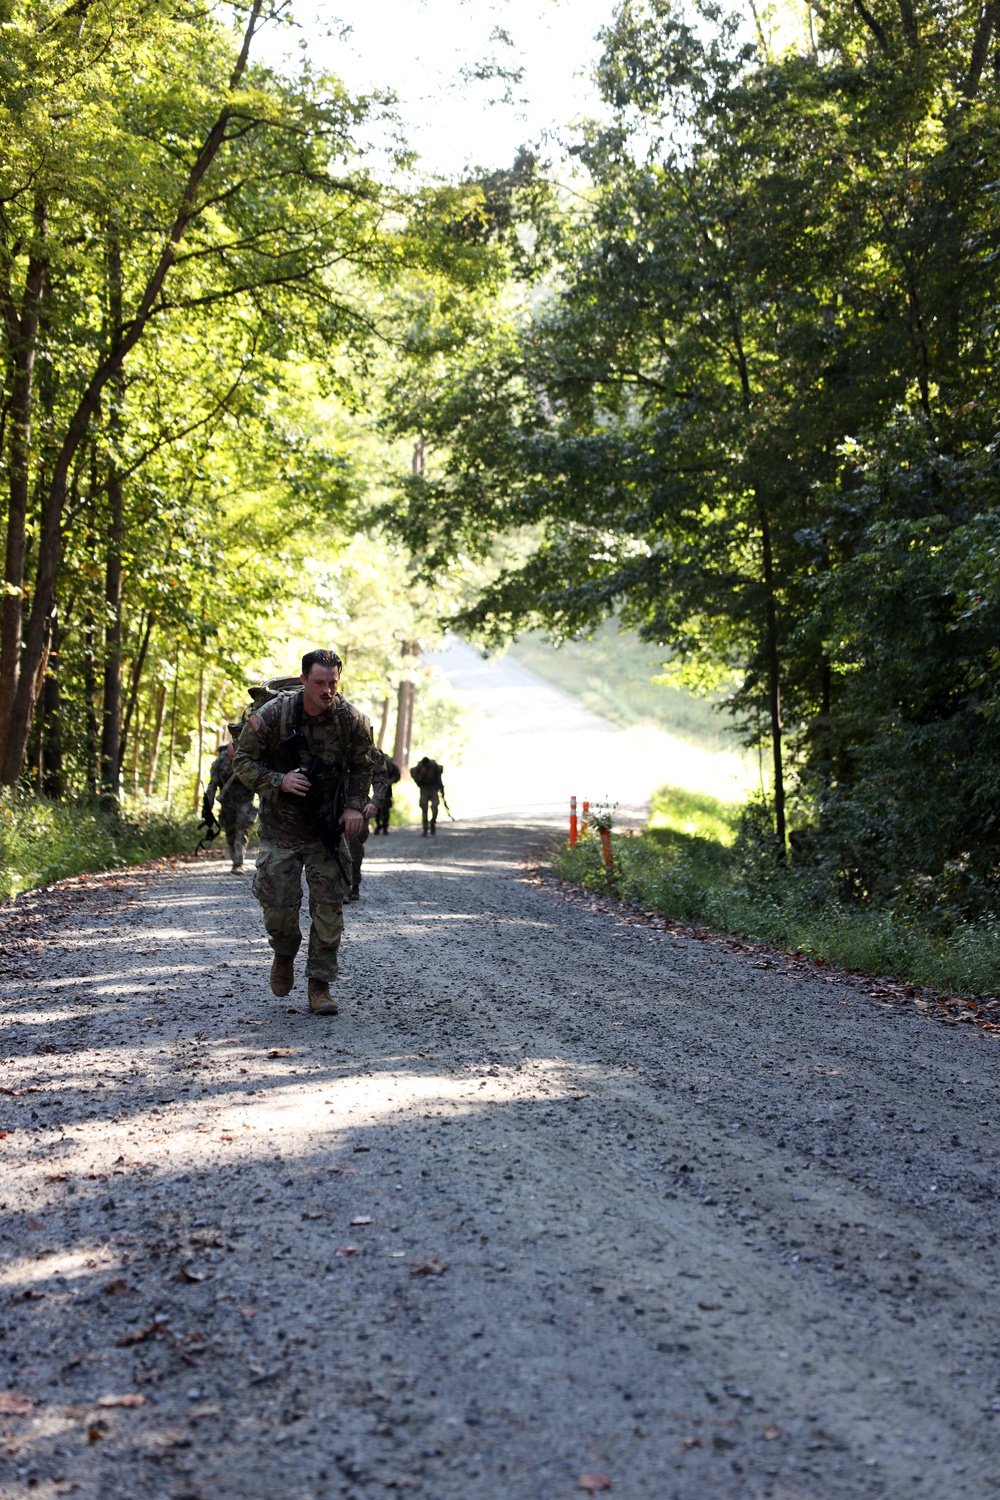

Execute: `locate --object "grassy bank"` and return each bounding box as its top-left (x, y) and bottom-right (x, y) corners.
top-left (509, 620), bottom-right (732, 750)
top-left (0, 794), bottom-right (199, 902)
top-left (553, 785), bottom-right (1000, 997)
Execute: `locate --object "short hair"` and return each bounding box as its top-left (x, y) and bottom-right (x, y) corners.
top-left (301, 648), bottom-right (343, 676)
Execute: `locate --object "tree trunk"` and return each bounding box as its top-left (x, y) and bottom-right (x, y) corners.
top-left (393, 680), bottom-right (416, 775)
top-left (193, 652), bottom-right (205, 811)
top-left (758, 504), bottom-right (786, 856)
top-left (83, 611), bottom-right (100, 796)
top-left (100, 238), bottom-right (125, 804)
top-left (376, 696), bottom-right (390, 751)
top-left (119, 610), bottom-right (154, 770)
top-left (0, 197), bottom-right (48, 772)
top-left (145, 681), bottom-right (167, 796)
top-left (165, 653), bottom-right (180, 809)
top-left (41, 615), bottom-right (64, 799)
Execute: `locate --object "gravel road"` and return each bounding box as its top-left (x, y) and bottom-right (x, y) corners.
top-left (1, 823), bottom-right (999, 1500)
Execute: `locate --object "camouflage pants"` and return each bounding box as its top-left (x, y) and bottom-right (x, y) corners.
top-left (345, 820), bottom-right (370, 892)
top-left (374, 786), bottom-right (392, 834)
top-left (220, 799), bottom-right (256, 867)
top-left (419, 790), bottom-right (439, 833)
top-left (252, 837), bottom-right (351, 980)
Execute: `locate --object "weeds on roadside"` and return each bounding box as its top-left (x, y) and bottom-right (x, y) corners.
top-left (553, 785), bottom-right (1000, 997)
top-left (0, 792), bottom-right (198, 902)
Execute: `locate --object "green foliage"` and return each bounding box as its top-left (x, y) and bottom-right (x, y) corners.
top-left (0, 793), bottom-right (196, 902)
top-left (647, 784), bottom-right (739, 846)
top-left (554, 786), bottom-right (1000, 996)
top-left (386, 0), bottom-right (1000, 912)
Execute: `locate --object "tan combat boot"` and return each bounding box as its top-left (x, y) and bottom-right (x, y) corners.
top-left (308, 978), bottom-right (339, 1015)
top-left (269, 954), bottom-right (295, 997)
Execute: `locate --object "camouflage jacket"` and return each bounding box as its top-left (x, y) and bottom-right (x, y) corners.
top-left (411, 757), bottom-right (444, 793)
top-left (233, 690), bottom-right (374, 845)
top-left (205, 747), bottom-right (255, 811)
top-left (371, 750), bottom-right (401, 808)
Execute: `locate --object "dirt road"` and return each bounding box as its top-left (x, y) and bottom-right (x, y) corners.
top-left (2, 824), bottom-right (999, 1500)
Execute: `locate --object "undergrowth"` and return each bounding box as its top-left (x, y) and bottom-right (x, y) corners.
top-left (0, 793), bottom-right (198, 902)
top-left (554, 785), bottom-right (1000, 997)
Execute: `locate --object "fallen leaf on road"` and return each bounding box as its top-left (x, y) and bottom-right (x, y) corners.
top-left (239, 1307), bottom-right (256, 1317)
top-left (762, 1425), bottom-right (781, 1441)
top-left (302, 1211), bottom-right (323, 1220)
top-left (102, 1279), bottom-right (129, 1296)
top-left (579, 1476), bottom-right (613, 1493)
top-left (679, 1436), bottom-right (702, 1451)
top-left (25, 1217), bottom-right (44, 1231)
top-left (117, 1324), bottom-right (157, 1346)
top-left (0, 1392), bottom-right (33, 1415)
top-left (334, 1245), bottom-right (360, 1257)
top-left (267, 1048), bottom-right (295, 1058)
top-left (350, 1215), bottom-right (373, 1226)
top-left (176, 1265), bottom-right (206, 1283)
top-left (98, 1393), bottom-right (146, 1408)
top-left (46, 1173), bottom-right (68, 1182)
top-left (87, 1423), bottom-right (106, 1444)
top-left (410, 1257), bottom-right (448, 1277)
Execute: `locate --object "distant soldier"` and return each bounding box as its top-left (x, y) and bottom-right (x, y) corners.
top-left (344, 750), bottom-right (393, 900)
top-left (203, 727), bottom-right (257, 873)
top-left (372, 750), bottom-right (401, 835)
top-left (233, 649), bottom-right (374, 1016)
top-left (411, 755), bottom-right (445, 836)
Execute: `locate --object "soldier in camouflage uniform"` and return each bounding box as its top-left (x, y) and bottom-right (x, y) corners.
top-left (233, 649), bottom-right (374, 1016)
top-left (203, 728), bottom-right (257, 873)
top-left (372, 751), bottom-right (401, 835)
top-left (411, 755), bottom-right (445, 836)
top-left (345, 748), bottom-right (397, 899)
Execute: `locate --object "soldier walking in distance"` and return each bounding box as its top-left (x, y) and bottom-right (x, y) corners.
top-left (372, 750), bottom-right (401, 835)
top-left (345, 749), bottom-right (393, 900)
top-left (411, 755), bottom-right (445, 836)
top-left (233, 649), bottom-right (374, 1016)
top-left (203, 728), bottom-right (257, 873)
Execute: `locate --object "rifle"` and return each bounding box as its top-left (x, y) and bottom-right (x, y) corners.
top-left (195, 792), bottom-right (221, 853)
top-left (440, 789), bottom-right (456, 821)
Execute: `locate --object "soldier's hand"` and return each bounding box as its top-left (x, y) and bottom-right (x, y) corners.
top-left (363, 801), bottom-right (379, 819)
top-left (280, 769), bottom-right (311, 796)
top-left (341, 807), bottom-right (364, 836)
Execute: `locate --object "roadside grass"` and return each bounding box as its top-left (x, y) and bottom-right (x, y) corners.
top-left (554, 784), bottom-right (1000, 997)
top-left (509, 620), bottom-right (732, 750)
top-left (0, 793), bottom-right (198, 902)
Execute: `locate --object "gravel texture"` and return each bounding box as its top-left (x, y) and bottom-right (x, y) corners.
top-left (1, 823), bottom-right (999, 1500)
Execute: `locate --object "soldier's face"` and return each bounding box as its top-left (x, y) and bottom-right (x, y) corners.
top-left (302, 664), bottom-right (340, 715)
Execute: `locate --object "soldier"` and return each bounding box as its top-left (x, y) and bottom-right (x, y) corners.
top-left (372, 749), bottom-right (400, 835)
top-left (203, 726), bottom-right (257, 873)
top-left (345, 748), bottom-right (400, 898)
top-left (233, 649), bottom-right (374, 1016)
top-left (410, 755), bottom-right (445, 836)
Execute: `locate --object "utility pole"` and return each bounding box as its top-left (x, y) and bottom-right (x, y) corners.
top-left (392, 640), bottom-right (420, 775)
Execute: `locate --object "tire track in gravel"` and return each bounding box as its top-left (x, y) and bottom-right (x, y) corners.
top-left (1, 825), bottom-right (998, 1500)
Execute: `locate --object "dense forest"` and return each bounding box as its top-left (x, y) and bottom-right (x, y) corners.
top-left (389, 0), bottom-right (1000, 925)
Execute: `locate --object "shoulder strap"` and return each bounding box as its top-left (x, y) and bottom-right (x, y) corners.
top-left (280, 690), bottom-right (302, 742)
